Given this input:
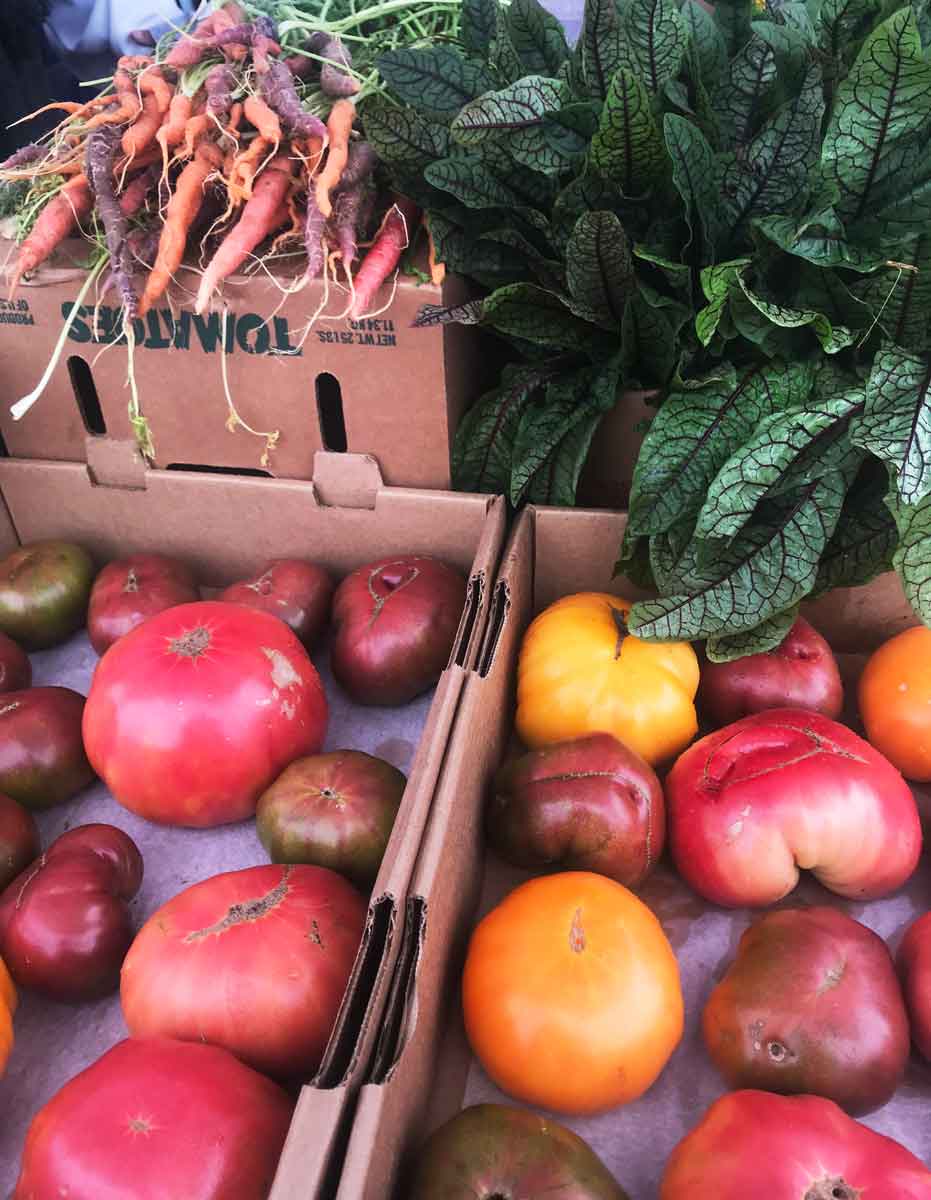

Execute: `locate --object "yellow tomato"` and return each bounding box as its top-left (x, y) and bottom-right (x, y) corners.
top-left (0, 954), bottom-right (16, 1077)
top-left (516, 592), bottom-right (699, 765)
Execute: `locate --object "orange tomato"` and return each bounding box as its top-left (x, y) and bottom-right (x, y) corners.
top-left (462, 871), bottom-right (683, 1115)
top-left (516, 592), bottom-right (699, 765)
top-left (0, 954), bottom-right (16, 1077)
top-left (860, 626), bottom-right (931, 780)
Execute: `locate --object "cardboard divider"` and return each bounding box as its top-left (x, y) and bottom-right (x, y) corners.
top-left (0, 241), bottom-right (496, 489)
top-left (334, 504), bottom-right (926, 1200)
top-left (0, 450), bottom-right (506, 1200)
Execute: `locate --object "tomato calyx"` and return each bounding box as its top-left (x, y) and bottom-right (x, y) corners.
top-left (183, 869), bottom-right (292, 941)
top-left (365, 562), bottom-right (421, 625)
top-left (123, 568), bottom-right (140, 594)
top-left (247, 569), bottom-right (276, 596)
top-left (169, 626), bottom-right (211, 659)
top-left (803, 1179), bottom-right (860, 1200)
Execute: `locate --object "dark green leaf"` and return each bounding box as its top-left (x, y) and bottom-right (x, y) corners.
top-left (546, 101), bottom-right (601, 140)
top-left (627, 360), bottom-right (813, 536)
top-left (737, 271), bottom-right (858, 353)
top-left (682, 0), bottom-right (727, 91)
top-left (721, 63), bottom-right (824, 231)
top-left (752, 18), bottom-right (811, 96)
top-left (695, 389), bottom-right (866, 541)
top-left (618, 0), bottom-right (688, 94)
top-left (851, 345), bottom-right (931, 505)
top-left (705, 608), bottom-right (799, 662)
top-left (822, 9), bottom-right (931, 226)
top-left (616, 525), bottom-right (656, 589)
top-left (483, 283), bottom-right (603, 349)
top-left (359, 96), bottom-right (450, 168)
top-left (664, 114), bottom-right (720, 255)
top-left (377, 48), bottom-right (495, 118)
top-left (715, 34), bottom-right (777, 149)
top-left (491, 7), bottom-right (526, 83)
top-left (461, 0), bottom-right (498, 56)
top-left (590, 68), bottom-right (666, 195)
top-left (450, 77), bottom-right (584, 174)
top-left (628, 475), bottom-right (847, 639)
top-left (552, 170), bottom-right (625, 248)
top-left (846, 127), bottom-right (931, 245)
top-left (510, 369), bottom-right (591, 504)
top-left (522, 408), bottom-right (605, 505)
top-left (890, 490), bottom-right (931, 622)
top-left (813, 458), bottom-right (897, 594)
top-left (413, 299), bottom-right (485, 328)
top-left (452, 363), bottom-right (551, 493)
top-left (566, 211), bottom-right (633, 325)
top-left (818, 0), bottom-right (882, 79)
top-left (849, 237), bottom-right (931, 349)
top-left (426, 212), bottom-right (527, 277)
top-left (634, 244), bottom-right (692, 295)
top-left (754, 208), bottom-right (887, 271)
top-left (579, 0), bottom-right (625, 100)
top-left (507, 0), bottom-right (570, 75)
top-left (478, 226), bottom-right (566, 290)
top-left (622, 289), bottom-right (676, 386)
top-left (713, 0), bottom-right (755, 58)
top-left (696, 258), bottom-right (749, 346)
top-left (424, 156), bottom-right (521, 210)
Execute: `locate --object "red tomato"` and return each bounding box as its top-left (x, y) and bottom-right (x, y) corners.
top-left (0, 793), bottom-right (38, 892)
top-left (13, 1037), bottom-right (293, 1200)
top-left (660, 1090), bottom-right (931, 1199)
top-left (120, 863), bottom-right (366, 1077)
top-left (0, 632), bottom-right (31, 693)
top-left (898, 912), bottom-right (931, 1063)
top-left (0, 824), bottom-right (142, 1001)
top-left (88, 553), bottom-right (199, 655)
top-left (82, 601), bottom-right (328, 827)
top-left (0, 687), bottom-right (94, 810)
top-left (219, 559), bottom-right (334, 651)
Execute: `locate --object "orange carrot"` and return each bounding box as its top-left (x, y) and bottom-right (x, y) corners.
top-left (225, 101), bottom-right (243, 137)
top-left (139, 143), bottom-right (224, 316)
top-left (10, 176), bottom-right (94, 293)
top-left (157, 92), bottom-right (193, 177)
top-left (122, 92), bottom-right (163, 159)
top-left (315, 99), bottom-right (355, 219)
top-left (140, 69), bottom-right (173, 116)
top-left (195, 154), bottom-right (293, 313)
top-left (243, 96), bottom-right (281, 144)
top-left (229, 135), bottom-right (269, 199)
top-left (350, 197), bottom-right (420, 319)
top-left (184, 114), bottom-right (211, 158)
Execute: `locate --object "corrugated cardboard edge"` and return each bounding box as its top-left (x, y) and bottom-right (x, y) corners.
top-left (267, 494), bottom-right (506, 1200)
top-left (332, 503), bottom-right (924, 1200)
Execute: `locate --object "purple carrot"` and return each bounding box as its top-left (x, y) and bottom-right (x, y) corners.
top-left (119, 164), bottom-right (158, 217)
top-left (332, 141), bottom-right (376, 195)
top-left (330, 185), bottom-right (363, 267)
top-left (86, 125), bottom-right (137, 318)
top-left (261, 59), bottom-right (327, 140)
top-left (205, 63), bottom-right (236, 121)
top-left (304, 189), bottom-right (327, 280)
top-left (319, 37), bottom-right (359, 97)
top-left (0, 144), bottom-right (44, 171)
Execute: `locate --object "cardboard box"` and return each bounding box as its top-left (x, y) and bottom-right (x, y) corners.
top-left (334, 504), bottom-right (921, 1200)
top-left (0, 241), bottom-right (494, 489)
top-left (0, 443), bottom-right (506, 1198)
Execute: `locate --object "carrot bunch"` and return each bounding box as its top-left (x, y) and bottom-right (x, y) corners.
top-left (0, 1), bottom-right (426, 326)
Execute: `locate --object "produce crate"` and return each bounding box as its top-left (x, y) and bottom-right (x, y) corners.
top-left (333, 505), bottom-right (929, 1200)
top-left (0, 240), bottom-right (496, 489)
top-left (0, 441), bottom-right (506, 1200)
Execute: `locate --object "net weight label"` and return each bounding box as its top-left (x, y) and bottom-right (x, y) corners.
top-left (0, 298), bottom-right (34, 326)
top-left (317, 318), bottom-right (398, 348)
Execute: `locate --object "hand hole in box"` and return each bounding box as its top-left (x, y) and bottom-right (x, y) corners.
top-left (164, 463), bottom-right (272, 478)
top-left (68, 356), bottom-right (106, 436)
top-left (316, 372), bottom-right (347, 452)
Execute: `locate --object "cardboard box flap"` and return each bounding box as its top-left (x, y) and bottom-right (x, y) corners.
top-left (369, 896), bottom-right (427, 1085)
top-left (85, 437), bottom-right (147, 490)
top-left (313, 451), bottom-right (382, 509)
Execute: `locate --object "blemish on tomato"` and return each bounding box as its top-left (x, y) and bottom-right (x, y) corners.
top-left (126, 1113), bottom-right (157, 1137)
top-left (262, 647), bottom-right (301, 689)
top-left (569, 907), bottom-right (586, 953)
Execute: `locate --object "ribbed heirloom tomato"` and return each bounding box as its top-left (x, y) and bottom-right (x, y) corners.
top-left (83, 601), bottom-right (328, 826)
top-left (462, 871), bottom-right (683, 1115)
top-left (516, 593), bottom-right (699, 766)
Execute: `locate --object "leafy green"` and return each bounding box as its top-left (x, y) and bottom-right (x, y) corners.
top-left (507, 0), bottom-right (570, 76)
top-left (851, 345), bottom-right (931, 504)
top-left (590, 68), bottom-right (666, 196)
top-left (566, 211), bottom-right (633, 325)
top-left (377, 48), bottom-right (495, 118)
top-left (617, 0), bottom-right (689, 95)
top-left (706, 608), bottom-right (799, 662)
